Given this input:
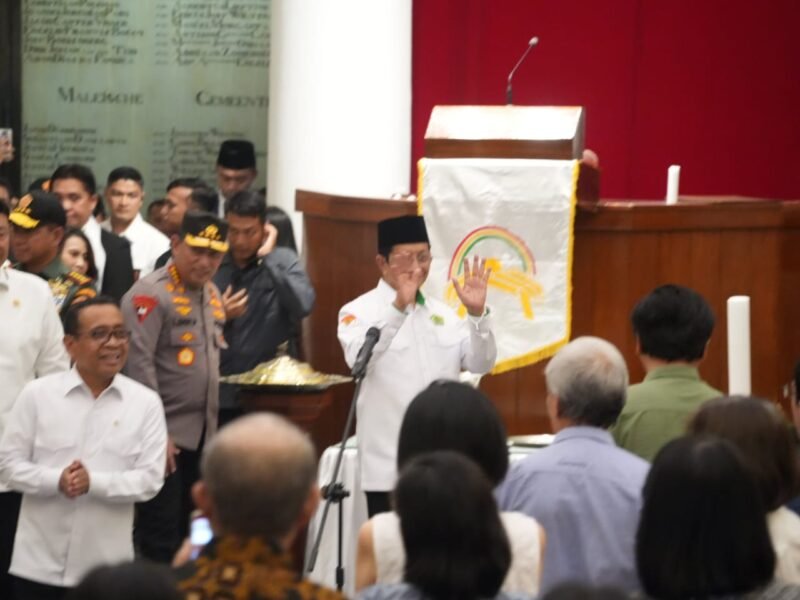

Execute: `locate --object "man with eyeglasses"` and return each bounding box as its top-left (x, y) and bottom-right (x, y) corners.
top-left (337, 215), bottom-right (497, 517)
top-left (0, 297), bottom-right (167, 600)
top-left (121, 211), bottom-right (228, 563)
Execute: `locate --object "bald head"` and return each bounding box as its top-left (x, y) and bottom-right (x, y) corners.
top-left (201, 414), bottom-right (317, 539)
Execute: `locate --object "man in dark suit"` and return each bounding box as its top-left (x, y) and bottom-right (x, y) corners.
top-left (50, 164), bottom-right (135, 301)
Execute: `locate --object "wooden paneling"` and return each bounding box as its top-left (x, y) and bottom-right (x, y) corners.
top-left (298, 191), bottom-right (800, 437)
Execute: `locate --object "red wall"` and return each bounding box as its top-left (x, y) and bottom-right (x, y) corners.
top-left (412, 0), bottom-right (800, 200)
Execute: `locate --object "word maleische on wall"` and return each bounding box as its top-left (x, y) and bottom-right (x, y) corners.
top-left (21, 0), bottom-right (270, 197)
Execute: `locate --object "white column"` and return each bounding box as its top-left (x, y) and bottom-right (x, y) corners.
top-left (267, 0), bottom-right (412, 245)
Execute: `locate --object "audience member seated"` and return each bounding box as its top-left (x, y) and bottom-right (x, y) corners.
top-left (637, 435), bottom-right (800, 599)
top-left (496, 336), bottom-right (648, 594)
top-left (66, 562), bottom-right (181, 600)
top-left (61, 228), bottom-right (99, 281)
top-left (358, 451), bottom-right (532, 600)
top-left (611, 284), bottom-right (720, 461)
top-left (174, 414), bottom-right (345, 600)
top-left (688, 396), bottom-right (800, 583)
top-left (355, 380), bottom-right (544, 596)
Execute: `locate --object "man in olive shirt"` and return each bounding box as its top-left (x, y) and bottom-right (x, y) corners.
top-left (122, 211), bottom-right (228, 563)
top-left (10, 191), bottom-right (96, 316)
top-left (611, 284), bottom-right (721, 462)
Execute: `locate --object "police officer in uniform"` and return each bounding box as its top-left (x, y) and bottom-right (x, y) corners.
top-left (9, 190), bottom-right (96, 316)
top-left (121, 211), bottom-right (228, 563)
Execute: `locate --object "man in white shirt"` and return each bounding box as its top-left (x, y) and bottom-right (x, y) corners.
top-left (337, 215), bottom-right (496, 517)
top-left (0, 297), bottom-right (167, 599)
top-left (0, 201), bottom-right (69, 600)
top-left (101, 166), bottom-right (169, 278)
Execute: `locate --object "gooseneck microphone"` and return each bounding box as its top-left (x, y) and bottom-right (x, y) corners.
top-left (351, 327), bottom-right (381, 379)
top-left (506, 36), bottom-right (539, 105)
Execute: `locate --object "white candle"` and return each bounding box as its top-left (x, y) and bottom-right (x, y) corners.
top-left (666, 165), bottom-right (681, 205)
top-left (727, 296), bottom-right (751, 395)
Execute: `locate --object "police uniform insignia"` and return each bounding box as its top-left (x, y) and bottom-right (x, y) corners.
top-left (133, 295), bottom-right (158, 322)
top-left (74, 288), bottom-right (96, 300)
top-left (67, 271), bottom-right (91, 285)
top-left (176, 306), bottom-right (192, 316)
top-left (49, 279), bottom-right (70, 310)
top-left (177, 347), bottom-right (195, 366)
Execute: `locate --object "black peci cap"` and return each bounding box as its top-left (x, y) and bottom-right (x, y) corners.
top-left (216, 139), bottom-right (256, 170)
top-left (378, 215), bottom-right (429, 252)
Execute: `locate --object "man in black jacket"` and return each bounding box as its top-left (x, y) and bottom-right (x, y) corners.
top-left (214, 190), bottom-right (315, 426)
top-left (50, 164), bottom-right (135, 301)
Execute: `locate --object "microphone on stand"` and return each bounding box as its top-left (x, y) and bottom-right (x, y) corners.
top-left (351, 327), bottom-right (381, 379)
top-left (506, 36), bottom-right (539, 105)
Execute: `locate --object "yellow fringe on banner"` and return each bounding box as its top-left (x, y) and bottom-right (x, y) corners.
top-left (489, 159), bottom-right (579, 375)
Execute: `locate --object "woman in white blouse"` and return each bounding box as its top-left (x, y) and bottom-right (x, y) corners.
top-left (355, 380), bottom-right (545, 596)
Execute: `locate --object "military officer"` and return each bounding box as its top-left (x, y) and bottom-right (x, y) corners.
top-left (121, 210), bottom-right (228, 564)
top-left (10, 190), bottom-right (96, 316)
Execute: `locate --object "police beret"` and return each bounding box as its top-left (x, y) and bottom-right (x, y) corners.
top-left (217, 139), bottom-right (256, 170)
top-left (10, 190), bottom-right (66, 229)
top-left (378, 215), bottom-right (429, 252)
top-left (180, 211), bottom-right (229, 253)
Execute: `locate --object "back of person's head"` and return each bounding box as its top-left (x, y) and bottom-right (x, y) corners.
top-left (51, 164), bottom-right (97, 195)
top-left (688, 395), bottom-right (800, 511)
top-left (199, 413), bottom-right (316, 540)
top-left (266, 206), bottom-right (298, 252)
top-left (637, 436), bottom-right (774, 599)
top-left (396, 451), bottom-right (510, 600)
top-left (544, 336), bottom-right (629, 428)
top-left (226, 189), bottom-right (267, 222)
top-left (188, 186), bottom-right (218, 213)
top-left (66, 561), bottom-right (181, 600)
top-left (397, 380), bottom-right (508, 486)
top-left (107, 166), bottom-right (144, 187)
top-left (631, 284), bottom-right (715, 362)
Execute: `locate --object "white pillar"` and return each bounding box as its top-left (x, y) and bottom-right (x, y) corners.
top-left (268, 0), bottom-right (412, 245)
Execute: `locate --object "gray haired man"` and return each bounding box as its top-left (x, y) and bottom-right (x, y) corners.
top-left (496, 336), bottom-right (649, 594)
top-left (175, 414), bottom-right (344, 599)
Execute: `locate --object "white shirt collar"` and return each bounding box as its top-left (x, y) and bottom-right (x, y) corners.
top-left (64, 367), bottom-right (123, 401)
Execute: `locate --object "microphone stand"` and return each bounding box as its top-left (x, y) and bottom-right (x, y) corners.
top-left (306, 341), bottom-right (375, 592)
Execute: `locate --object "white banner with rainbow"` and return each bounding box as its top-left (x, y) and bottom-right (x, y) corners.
top-left (418, 158), bottom-right (578, 374)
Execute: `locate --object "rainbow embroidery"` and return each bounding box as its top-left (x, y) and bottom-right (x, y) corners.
top-left (446, 225), bottom-right (543, 319)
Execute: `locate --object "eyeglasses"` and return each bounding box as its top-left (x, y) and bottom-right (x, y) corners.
top-left (389, 251), bottom-right (433, 269)
top-left (76, 327), bottom-right (131, 344)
